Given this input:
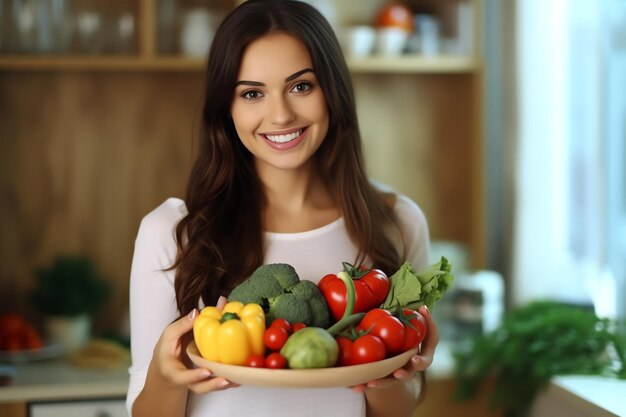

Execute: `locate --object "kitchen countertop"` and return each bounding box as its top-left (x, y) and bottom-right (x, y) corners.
top-left (435, 341), bottom-right (626, 417)
top-left (0, 359), bottom-right (128, 403)
top-left (0, 343), bottom-right (456, 405)
top-left (2, 341), bottom-right (622, 417)
top-left (547, 375), bottom-right (626, 417)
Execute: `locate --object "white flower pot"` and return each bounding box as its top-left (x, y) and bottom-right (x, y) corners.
top-left (45, 314), bottom-right (91, 354)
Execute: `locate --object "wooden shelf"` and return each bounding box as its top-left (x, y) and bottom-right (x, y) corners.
top-left (0, 56), bottom-right (205, 72)
top-left (346, 55), bottom-right (478, 73)
top-left (0, 54), bottom-right (477, 73)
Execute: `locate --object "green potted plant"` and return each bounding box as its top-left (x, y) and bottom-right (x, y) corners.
top-left (30, 255), bottom-right (110, 353)
top-left (452, 300), bottom-right (626, 417)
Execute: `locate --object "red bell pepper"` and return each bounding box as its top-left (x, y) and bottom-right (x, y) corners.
top-left (318, 263), bottom-right (390, 322)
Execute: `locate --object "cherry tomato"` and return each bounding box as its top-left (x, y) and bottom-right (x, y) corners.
top-left (264, 326), bottom-right (289, 351)
top-left (245, 354), bottom-right (266, 368)
top-left (292, 322), bottom-right (306, 332)
top-left (401, 308), bottom-right (427, 351)
top-left (266, 352), bottom-right (287, 369)
top-left (336, 337), bottom-right (354, 366)
top-left (353, 334), bottom-right (386, 364)
top-left (270, 318), bottom-right (292, 334)
top-left (336, 335), bottom-right (386, 366)
top-left (360, 308), bottom-right (405, 356)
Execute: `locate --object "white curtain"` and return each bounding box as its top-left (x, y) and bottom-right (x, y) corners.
top-left (511, 0), bottom-right (626, 319)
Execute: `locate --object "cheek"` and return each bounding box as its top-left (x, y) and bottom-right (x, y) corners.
top-left (231, 103), bottom-right (261, 137)
top-left (298, 94), bottom-right (329, 127)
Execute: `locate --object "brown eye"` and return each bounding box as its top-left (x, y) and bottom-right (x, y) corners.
top-left (291, 81), bottom-right (312, 93)
top-left (241, 90), bottom-right (263, 100)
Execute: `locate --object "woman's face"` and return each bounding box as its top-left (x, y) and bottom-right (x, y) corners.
top-left (231, 33), bottom-right (329, 173)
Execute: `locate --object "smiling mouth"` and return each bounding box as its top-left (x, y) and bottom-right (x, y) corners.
top-left (263, 129), bottom-right (304, 144)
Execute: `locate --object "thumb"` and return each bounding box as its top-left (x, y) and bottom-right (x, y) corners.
top-left (171, 309), bottom-right (198, 338)
top-left (217, 296), bottom-right (228, 311)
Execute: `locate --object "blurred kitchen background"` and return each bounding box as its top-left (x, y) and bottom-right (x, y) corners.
top-left (0, 0), bottom-right (625, 416)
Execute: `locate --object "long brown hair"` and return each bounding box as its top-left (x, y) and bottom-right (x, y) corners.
top-left (173, 0), bottom-right (402, 316)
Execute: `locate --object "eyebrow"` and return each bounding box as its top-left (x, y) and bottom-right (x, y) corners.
top-left (235, 68), bottom-right (315, 87)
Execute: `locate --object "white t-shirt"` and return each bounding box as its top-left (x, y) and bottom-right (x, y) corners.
top-left (126, 193), bottom-right (429, 417)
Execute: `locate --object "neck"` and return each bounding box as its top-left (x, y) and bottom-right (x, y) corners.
top-left (256, 160), bottom-right (321, 212)
top-left (255, 159), bottom-right (339, 232)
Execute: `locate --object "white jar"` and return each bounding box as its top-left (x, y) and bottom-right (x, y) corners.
top-left (180, 8), bottom-right (213, 57)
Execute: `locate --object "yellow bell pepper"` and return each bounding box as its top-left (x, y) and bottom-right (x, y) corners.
top-left (193, 301), bottom-right (265, 365)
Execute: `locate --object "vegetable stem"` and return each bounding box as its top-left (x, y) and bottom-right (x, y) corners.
top-left (327, 313), bottom-right (365, 336)
top-left (326, 271), bottom-right (360, 336)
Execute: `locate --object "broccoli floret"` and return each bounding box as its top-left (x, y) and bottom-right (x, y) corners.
top-left (307, 296), bottom-right (331, 328)
top-left (228, 263), bottom-right (331, 328)
top-left (267, 263), bottom-right (300, 289)
top-left (227, 264), bottom-right (285, 306)
top-left (288, 280), bottom-right (331, 328)
top-left (289, 280), bottom-right (319, 299)
top-left (268, 293), bottom-right (311, 324)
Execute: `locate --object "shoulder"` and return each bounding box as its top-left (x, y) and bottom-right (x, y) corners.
top-left (370, 179), bottom-right (426, 224)
top-left (393, 193), bottom-right (427, 225)
top-left (370, 180), bottom-right (430, 267)
top-left (137, 197), bottom-right (188, 242)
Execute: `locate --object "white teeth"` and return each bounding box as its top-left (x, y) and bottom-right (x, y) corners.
top-left (265, 130), bottom-right (302, 143)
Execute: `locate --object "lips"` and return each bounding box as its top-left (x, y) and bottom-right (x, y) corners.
top-left (264, 129), bottom-right (303, 143)
top-left (261, 127), bottom-right (308, 151)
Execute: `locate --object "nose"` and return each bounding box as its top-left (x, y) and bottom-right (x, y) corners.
top-left (269, 95), bottom-right (296, 125)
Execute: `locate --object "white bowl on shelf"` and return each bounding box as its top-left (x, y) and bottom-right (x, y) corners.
top-left (374, 27), bottom-right (410, 56)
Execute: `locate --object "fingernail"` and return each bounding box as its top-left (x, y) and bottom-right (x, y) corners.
top-left (219, 379), bottom-right (229, 387)
top-left (188, 309), bottom-right (198, 320)
top-left (199, 369), bottom-right (211, 379)
top-left (421, 305), bottom-right (430, 315)
top-left (411, 357), bottom-right (420, 366)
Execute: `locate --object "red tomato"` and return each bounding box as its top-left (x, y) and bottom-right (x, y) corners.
top-left (21, 324), bottom-right (43, 350)
top-left (245, 354), bottom-right (267, 368)
top-left (360, 308), bottom-right (405, 356)
top-left (336, 337), bottom-right (354, 366)
top-left (0, 313), bottom-right (26, 337)
top-left (292, 322), bottom-right (306, 332)
top-left (318, 264), bottom-right (390, 322)
top-left (270, 318), bottom-right (292, 334)
top-left (264, 326), bottom-right (289, 351)
top-left (336, 335), bottom-right (386, 366)
top-left (266, 352), bottom-right (287, 369)
top-left (375, 3), bottom-right (414, 32)
top-left (401, 308), bottom-right (427, 351)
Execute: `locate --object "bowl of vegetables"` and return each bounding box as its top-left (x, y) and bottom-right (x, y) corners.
top-left (187, 258), bottom-right (453, 387)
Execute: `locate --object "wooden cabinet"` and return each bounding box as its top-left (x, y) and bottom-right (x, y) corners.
top-left (0, 403), bottom-right (26, 417)
top-left (0, 0), bottom-right (484, 340)
top-left (0, 0), bottom-right (480, 73)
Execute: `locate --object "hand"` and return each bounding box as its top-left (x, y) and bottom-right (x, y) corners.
top-left (152, 296), bottom-right (239, 394)
top-left (350, 305), bottom-right (439, 393)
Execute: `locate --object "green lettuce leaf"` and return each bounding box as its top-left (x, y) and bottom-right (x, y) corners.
top-left (380, 257), bottom-right (454, 311)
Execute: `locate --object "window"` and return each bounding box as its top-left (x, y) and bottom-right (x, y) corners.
top-left (485, 0), bottom-right (626, 320)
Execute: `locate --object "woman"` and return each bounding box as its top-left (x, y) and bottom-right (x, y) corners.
top-left (127, 1), bottom-right (437, 416)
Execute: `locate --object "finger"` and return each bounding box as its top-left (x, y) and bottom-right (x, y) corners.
top-left (216, 296), bottom-right (228, 311)
top-left (163, 309), bottom-right (198, 346)
top-left (188, 377), bottom-right (240, 394)
top-left (417, 305), bottom-right (439, 359)
top-left (166, 367), bottom-right (212, 387)
top-left (365, 377), bottom-right (398, 390)
top-left (350, 383), bottom-right (367, 393)
top-left (394, 356), bottom-right (423, 377)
